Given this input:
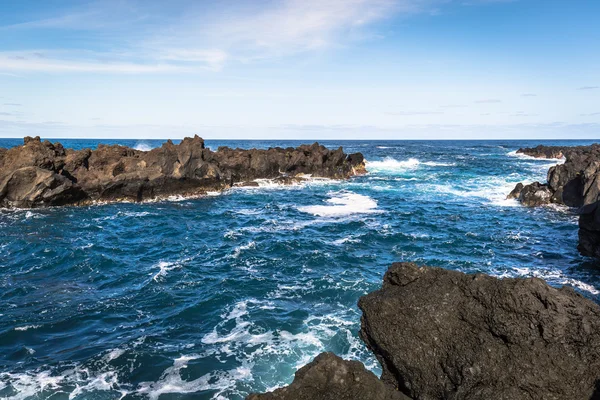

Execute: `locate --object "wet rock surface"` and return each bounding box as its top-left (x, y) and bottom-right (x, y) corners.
top-left (0, 136), bottom-right (366, 208)
top-left (246, 352), bottom-right (409, 400)
top-left (249, 263), bottom-right (600, 400)
top-left (509, 143), bottom-right (600, 257)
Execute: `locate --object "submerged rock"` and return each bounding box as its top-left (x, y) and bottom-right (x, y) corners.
top-left (0, 136), bottom-right (366, 208)
top-left (246, 352), bottom-right (408, 400)
top-left (359, 262), bottom-right (600, 400)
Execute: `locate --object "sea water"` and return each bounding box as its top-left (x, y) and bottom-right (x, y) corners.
top-left (0, 139), bottom-right (599, 399)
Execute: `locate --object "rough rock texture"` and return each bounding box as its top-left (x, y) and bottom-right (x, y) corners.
top-left (508, 143), bottom-right (600, 257)
top-left (0, 136), bottom-right (366, 208)
top-left (358, 262), bottom-right (600, 400)
top-left (506, 181), bottom-right (553, 206)
top-left (246, 352), bottom-right (409, 400)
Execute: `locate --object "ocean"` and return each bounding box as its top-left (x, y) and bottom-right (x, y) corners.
top-left (1, 139), bottom-right (599, 399)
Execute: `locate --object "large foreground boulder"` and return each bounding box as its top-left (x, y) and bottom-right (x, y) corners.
top-left (246, 352), bottom-right (409, 400)
top-left (0, 136), bottom-right (366, 208)
top-left (359, 262), bottom-right (600, 400)
top-left (248, 263), bottom-right (600, 400)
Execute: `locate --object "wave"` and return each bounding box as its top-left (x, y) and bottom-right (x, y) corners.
top-left (366, 157), bottom-right (456, 173)
top-left (425, 176), bottom-right (522, 207)
top-left (496, 267), bottom-right (599, 296)
top-left (297, 191), bottom-right (380, 217)
top-left (506, 150), bottom-right (565, 164)
top-left (133, 142), bottom-right (153, 151)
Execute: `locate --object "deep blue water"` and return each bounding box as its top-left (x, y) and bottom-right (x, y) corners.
top-left (1, 139), bottom-right (599, 400)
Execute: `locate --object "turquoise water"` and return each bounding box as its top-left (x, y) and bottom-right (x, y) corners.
top-left (1, 139), bottom-right (599, 399)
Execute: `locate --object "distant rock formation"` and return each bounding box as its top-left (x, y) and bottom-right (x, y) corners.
top-left (517, 144), bottom-right (600, 160)
top-left (508, 143), bottom-right (600, 257)
top-left (0, 136), bottom-right (366, 208)
top-left (248, 263), bottom-right (600, 400)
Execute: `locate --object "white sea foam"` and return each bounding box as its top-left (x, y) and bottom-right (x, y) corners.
top-left (498, 267), bottom-right (599, 295)
top-left (152, 258), bottom-right (191, 282)
top-left (230, 241), bottom-right (256, 259)
top-left (15, 325), bottom-right (41, 331)
top-left (506, 150), bottom-right (565, 164)
top-left (426, 175), bottom-right (523, 207)
top-left (332, 236), bottom-right (361, 245)
top-left (297, 191), bottom-right (380, 217)
top-left (103, 348), bottom-right (126, 363)
top-left (366, 157), bottom-right (455, 173)
top-left (137, 355), bottom-right (251, 400)
top-left (133, 142), bottom-right (153, 151)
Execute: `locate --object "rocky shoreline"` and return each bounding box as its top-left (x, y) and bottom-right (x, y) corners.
top-left (248, 262), bottom-right (600, 400)
top-left (0, 136), bottom-right (366, 208)
top-left (508, 143), bottom-right (600, 257)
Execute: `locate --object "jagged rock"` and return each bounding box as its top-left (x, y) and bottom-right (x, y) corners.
top-left (0, 136), bottom-right (366, 208)
top-left (358, 262), bottom-right (600, 400)
top-left (507, 181), bottom-right (553, 206)
top-left (506, 182), bottom-right (524, 200)
top-left (509, 143), bottom-right (600, 257)
top-left (246, 352), bottom-right (409, 400)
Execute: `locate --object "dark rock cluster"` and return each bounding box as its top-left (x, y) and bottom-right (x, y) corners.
top-left (249, 263), bottom-right (600, 400)
top-left (0, 136), bottom-right (366, 208)
top-left (508, 143), bottom-right (600, 257)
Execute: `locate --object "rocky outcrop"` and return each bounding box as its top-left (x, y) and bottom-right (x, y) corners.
top-left (506, 181), bottom-right (553, 206)
top-left (359, 262), bottom-right (600, 400)
top-left (0, 136), bottom-right (366, 208)
top-left (517, 144), bottom-right (600, 160)
top-left (246, 352), bottom-right (409, 400)
top-left (249, 263), bottom-right (600, 400)
top-left (508, 143), bottom-right (600, 257)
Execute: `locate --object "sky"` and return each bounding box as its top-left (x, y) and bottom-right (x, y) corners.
top-left (0, 0), bottom-right (599, 140)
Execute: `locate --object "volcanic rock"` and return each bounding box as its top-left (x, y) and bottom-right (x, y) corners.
top-left (358, 262), bottom-right (600, 400)
top-left (246, 352), bottom-right (409, 400)
top-left (509, 143), bottom-right (600, 257)
top-left (0, 136), bottom-right (366, 208)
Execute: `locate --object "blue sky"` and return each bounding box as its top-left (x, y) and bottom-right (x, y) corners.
top-left (0, 0), bottom-right (599, 139)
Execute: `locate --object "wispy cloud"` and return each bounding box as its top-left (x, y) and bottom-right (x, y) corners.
top-left (510, 111), bottom-right (538, 117)
top-left (0, 0), bottom-right (448, 74)
top-left (577, 86), bottom-right (599, 90)
top-left (474, 99), bottom-right (502, 104)
top-left (521, 93), bottom-right (537, 97)
top-left (385, 110), bottom-right (444, 115)
top-left (0, 51), bottom-right (189, 74)
top-left (580, 112), bottom-right (600, 117)
top-left (3, 103), bottom-right (22, 106)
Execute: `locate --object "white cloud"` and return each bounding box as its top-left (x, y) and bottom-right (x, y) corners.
top-left (0, 0), bottom-right (442, 74)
